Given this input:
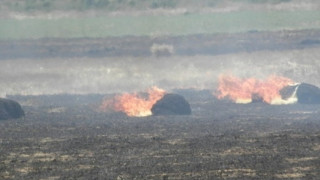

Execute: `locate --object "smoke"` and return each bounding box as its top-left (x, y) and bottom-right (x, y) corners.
top-left (1, 48), bottom-right (320, 96)
top-left (271, 84), bottom-right (299, 105)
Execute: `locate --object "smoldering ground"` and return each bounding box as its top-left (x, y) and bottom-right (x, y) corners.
top-left (1, 31), bottom-right (320, 179)
top-left (1, 91), bottom-right (320, 179)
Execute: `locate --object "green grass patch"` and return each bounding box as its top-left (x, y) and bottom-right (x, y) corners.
top-left (2, 0), bottom-right (293, 12)
top-left (0, 10), bottom-right (320, 39)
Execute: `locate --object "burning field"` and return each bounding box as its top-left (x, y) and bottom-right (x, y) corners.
top-left (2, 74), bottom-right (319, 179)
top-left (99, 87), bottom-right (191, 117)
top-left (1, 64), bottom-right (320, 179)
top-left (96, 74), bottom-right (320, 118)
top-left (216, 74), bottom-right (320, 105)
top-left (1, 30), bottom-right (320, 179)
top-left (1, 90), bottom-right (320, 179)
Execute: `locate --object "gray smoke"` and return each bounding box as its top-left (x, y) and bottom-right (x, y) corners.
top-left (1, 47), bottom-right (320, 97)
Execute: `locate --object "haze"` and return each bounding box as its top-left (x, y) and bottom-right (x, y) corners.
top-left (1, 0), bottom-right (320, 97)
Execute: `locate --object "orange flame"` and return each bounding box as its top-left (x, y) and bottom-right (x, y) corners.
top-left (100, 87), bottom-right (166, 117)
top-left (216, 74), bottom-right (295, 104)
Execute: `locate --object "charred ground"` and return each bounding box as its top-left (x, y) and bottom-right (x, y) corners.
top-left (1, 19), bottom-right (320, 179)
top-left (0, 92), bottom-right (319, 179)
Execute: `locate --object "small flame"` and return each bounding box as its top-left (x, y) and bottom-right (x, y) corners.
top-left (100, 87), bottom-right (166, 117)
top-left (216, 74), bottom-right (296, 104)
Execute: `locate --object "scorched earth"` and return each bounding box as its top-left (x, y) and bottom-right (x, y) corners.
top-left (0, 92), bottom-right (319, 179)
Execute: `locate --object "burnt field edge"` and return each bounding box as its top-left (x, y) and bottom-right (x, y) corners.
top-left (5, 92), bottom-right (320, 119)
top-left (1, 29), bottom-right (320, 60)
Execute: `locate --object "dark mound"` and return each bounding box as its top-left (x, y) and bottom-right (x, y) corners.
top-left (0, 98), bottom-right (25, 120)
top-left (280, 83), bottom-right (320, 104)
top-left (151, 94), bottom-right (191, 115)
top-left (296, 83), bottom-right (320, 104)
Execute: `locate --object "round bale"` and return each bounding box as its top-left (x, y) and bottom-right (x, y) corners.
top-left (0, 98), bottom-right (25, 120)
top-left (151, 94), bottom-right (191, 116)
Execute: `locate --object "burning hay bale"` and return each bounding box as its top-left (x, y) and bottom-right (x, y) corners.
top-left (100, 87), bottom-right (166, 117)
top-left (0, 98), bottom-right (25, 120)
top-left (100, 88), bottom-right (191, 116)
top-left (216, 74), bottom-right (295, 104)
top-left (281, 83), bottom-right (320, 104)
top-left (151, 94), bottom-right (191, 116)
top-left (216, 74), bottom-right (320, 105)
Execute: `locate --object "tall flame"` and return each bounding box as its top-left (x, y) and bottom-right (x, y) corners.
top-left (216, 74), bottom-right (295, 104)
top-left (100, 87), bottom-right (166, 117)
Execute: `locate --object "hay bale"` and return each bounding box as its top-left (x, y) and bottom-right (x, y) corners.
top-left (0, 98), bottom-right (25, 120)
top-left (151, 94), bottom-right (191, 115)
top-left (296, 83), bottom-right (320, 104)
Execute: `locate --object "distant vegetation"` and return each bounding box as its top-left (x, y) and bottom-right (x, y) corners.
top-left (1, 0), bottom-right (292, 12)
top-left (3, 0), bottom-right (319, 40)
top-left (244, 0), bottom-right (291, 3)
top-left (1, 10), bottom-right (319, 39)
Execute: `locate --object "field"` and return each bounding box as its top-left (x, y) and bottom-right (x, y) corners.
top-left (1, 30), bottom-right (320, 96)
top-left (1, 1), bottom-right (320, 179)
top-left (1, 34), bottom-right (320, 178)
top-left (1, 93), bottom-right (320, 179)
top-left (1, 10), bottom-right (320, 39)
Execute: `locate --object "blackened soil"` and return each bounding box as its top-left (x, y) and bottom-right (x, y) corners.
top-left (0, 93), bottom-right (319, 179)
top-left (1, 30), bottom-right (320, 59)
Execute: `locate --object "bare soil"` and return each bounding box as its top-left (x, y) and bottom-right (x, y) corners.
top-left (0, 92), bottom-right (319, 179)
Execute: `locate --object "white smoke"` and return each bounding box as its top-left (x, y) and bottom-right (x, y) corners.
top-left (271, 83), bottom-right (300, 105)
top-left (1, 48), bottom-right (320, 96)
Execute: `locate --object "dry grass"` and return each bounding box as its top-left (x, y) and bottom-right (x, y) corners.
top-left (313, 144), bottom-right (320, 151)
top-left (286, 157), bottom-right (318, 163)
top-left (275, 173), bottom-right (305, 178)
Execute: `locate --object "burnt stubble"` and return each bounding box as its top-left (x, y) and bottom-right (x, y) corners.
top-left (0, 93), bottom-right (319, 179)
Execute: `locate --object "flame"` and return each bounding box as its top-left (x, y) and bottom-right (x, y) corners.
top-left (100, 87), bottom-right (166, 117)
top-left (216, 74), bottom-right (296, 104)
